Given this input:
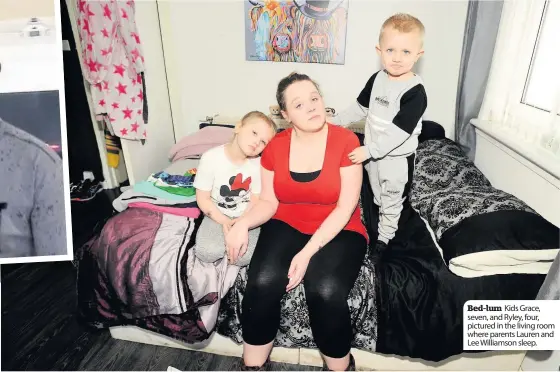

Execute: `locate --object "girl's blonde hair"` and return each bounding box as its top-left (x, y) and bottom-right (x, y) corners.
top-left (238, 110), bottom-right (278, 132)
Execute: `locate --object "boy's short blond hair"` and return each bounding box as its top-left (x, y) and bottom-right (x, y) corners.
top-left (379, 13), bottom-right (425, 44)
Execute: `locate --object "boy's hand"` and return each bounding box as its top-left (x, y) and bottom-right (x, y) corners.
top-left (348, 146), bottom-right (369, 164)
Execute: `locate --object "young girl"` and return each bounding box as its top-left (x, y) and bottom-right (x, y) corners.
top-left (193, 111), bottom-right (277, 266)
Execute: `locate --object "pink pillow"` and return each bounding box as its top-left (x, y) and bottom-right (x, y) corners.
top-left (169, 126), bottom-right (233, 162)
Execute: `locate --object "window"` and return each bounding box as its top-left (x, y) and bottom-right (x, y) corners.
top-left (478, 0), bottom-right (560, 159)
top-left (522, 0), bottom-right (560, 114)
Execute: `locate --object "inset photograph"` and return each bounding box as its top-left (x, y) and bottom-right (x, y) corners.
top-left (0, 92), bottom-right (70, 262)
top-left (0, 0), bottom-right (70, 262)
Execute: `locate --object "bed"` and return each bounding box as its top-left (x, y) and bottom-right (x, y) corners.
top-left (75, 120), bottom-right (559, 370)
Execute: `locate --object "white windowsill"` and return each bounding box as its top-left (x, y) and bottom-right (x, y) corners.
top-left (471, 119), bottom-right (560, 184)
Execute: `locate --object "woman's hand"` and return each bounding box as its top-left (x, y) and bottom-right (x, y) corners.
top-left (225, 219), bottom-right (248, 264)
top-left (221, 218), bottom-right (237, 236)
top-left (286, 251), bottom-right (312, 292)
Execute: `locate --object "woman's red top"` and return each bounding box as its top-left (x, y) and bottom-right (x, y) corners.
top-left (260, 124), bottom-right (368, 241)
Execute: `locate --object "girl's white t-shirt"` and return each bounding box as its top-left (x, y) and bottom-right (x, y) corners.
top-left (193, 145), bottom-right (262, 218)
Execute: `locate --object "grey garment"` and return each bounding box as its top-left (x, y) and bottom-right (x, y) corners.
top-left (329, 100), bottom-right (368, 127)
top-left (194, 216), bottom-right (259, 267)
top-left (331, 70), bottom-right (426, 160)
top-left (363, 71), bottom-right (425, 158)
top-left (455, 1), bottom-right (504, 160)
top-left (0, 119), bottom-right (68, 257)
top-left (365, 156), bottom-right (412, 243)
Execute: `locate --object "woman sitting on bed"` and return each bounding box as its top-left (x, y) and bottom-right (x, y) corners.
top-left (225, 72), bottom-right (368, 371)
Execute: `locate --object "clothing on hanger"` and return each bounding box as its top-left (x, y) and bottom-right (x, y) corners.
top-left (76, 0), bottom-right (149, 141)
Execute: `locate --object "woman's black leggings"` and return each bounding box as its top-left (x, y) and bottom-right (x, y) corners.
top-left (241, 219), bottom-right (367, 358)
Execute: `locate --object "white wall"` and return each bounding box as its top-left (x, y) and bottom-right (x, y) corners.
top-left (119, 1), bottom-right (176, 184)
top-left (475, 130), bottom-right (560, 227)
top-left (0, 0), bottom-right (54, 21)
top-left (158, 0), bottom-right (468, 140)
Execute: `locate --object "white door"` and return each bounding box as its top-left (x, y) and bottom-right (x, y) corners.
top-left (119, 0), bottom-right (176, 185)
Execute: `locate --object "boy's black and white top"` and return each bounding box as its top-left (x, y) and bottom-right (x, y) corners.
top-left (332, 69), bottom-right (428, 159)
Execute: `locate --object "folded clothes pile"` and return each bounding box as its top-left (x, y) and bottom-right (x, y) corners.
top-left (148, 169), bottom-right (197, 197)
top-left (113, 168), bottom-right (200, 219)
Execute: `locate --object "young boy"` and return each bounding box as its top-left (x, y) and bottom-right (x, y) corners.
top-left (330, 13), bottom-right (428, 251)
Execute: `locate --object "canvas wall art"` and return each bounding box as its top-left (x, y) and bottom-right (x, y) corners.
top-left (244, 0), bottom-right (349, 65)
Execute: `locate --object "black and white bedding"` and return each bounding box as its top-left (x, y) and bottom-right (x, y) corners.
top-left (370, 124), bottom-right (553, 361)
top-left (76, 120), bottom-right (556, 363)
top-left (412, 137), bottom-right (559, 277)
top-left (411, 138), bottom-right (534, 240)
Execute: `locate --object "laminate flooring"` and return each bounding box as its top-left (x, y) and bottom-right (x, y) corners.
top-left (1, 260), bottom-right (319, 371)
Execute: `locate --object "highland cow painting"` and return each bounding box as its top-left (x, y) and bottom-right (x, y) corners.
top-left (245, 0), bottom-right (349, 65)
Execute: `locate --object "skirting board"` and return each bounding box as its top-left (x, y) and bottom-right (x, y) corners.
top-left (110, 326), bottom-right (526, 370)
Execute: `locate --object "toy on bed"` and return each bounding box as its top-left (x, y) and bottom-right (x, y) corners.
top-left (75, 120), bottom-right (557, 366)
top-left (269, 105), bottom-right (281, 118)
